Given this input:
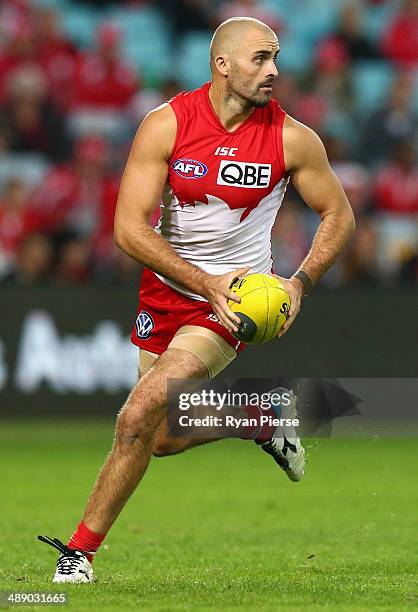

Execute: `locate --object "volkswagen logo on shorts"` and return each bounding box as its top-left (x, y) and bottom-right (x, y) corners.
top-left (135, 311), bottom-right (154, 340)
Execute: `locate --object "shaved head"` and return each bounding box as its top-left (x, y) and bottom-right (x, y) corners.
top-left (209, 17), bottom-right (279, 109)
top-left (210, 17), bottom-right (277, 69)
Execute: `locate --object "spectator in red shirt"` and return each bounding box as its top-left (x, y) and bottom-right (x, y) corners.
top-left (0, 0), bottom-right (32, 46)
top-left (29, 135), bottom-right (119, 260)
top-left (0, 24), bottom-right (36, 104)
top-left (373, 139), bottom-right (417, 279)
top-left (374, 139), bottom-right (418, 215)
top-left (382, 0), bottom-right (418, 66)
top-left (33, 7), bottom-right (79, 111)
top-left (313, 37), bottom-right (353, 114)
top-left (71, 23), bottom-right (138, 111)
top-left (0, 177), bottom-right (41, 275)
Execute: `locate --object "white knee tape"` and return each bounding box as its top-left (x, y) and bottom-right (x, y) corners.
top-left (167, 325), bottom-right (237, 379)
top-left (138, 349), bottom-right (159, 378)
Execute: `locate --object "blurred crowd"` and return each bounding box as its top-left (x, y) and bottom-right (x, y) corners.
top-left (0, 0), bottom-right (417, 288)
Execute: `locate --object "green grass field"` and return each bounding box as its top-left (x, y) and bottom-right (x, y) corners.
top-left (0, 420), bottom-right (417, 611)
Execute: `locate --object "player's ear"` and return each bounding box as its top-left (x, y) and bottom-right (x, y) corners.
top-left (214, 54), bottom-right (229, 77)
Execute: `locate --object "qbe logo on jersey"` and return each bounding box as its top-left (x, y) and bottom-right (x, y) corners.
top-left (217, 160), bottom-right (271, 189)
top-left (135, 311), bottom-right (154, 340)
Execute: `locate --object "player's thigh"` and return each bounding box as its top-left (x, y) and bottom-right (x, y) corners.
top-left (138, 325), bottom-right (238, 381)
top-left (153, 325), bottom-right (238, 446)
top-left (138, 345), bottom-right (209, 397)
top-left (125, 346), bottom-right (210, 424)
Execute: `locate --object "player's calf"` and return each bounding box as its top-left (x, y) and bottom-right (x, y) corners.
top-left (152, 432), bottom-right (217, 457)
top-left (152, 438), bottom-right (187, 457)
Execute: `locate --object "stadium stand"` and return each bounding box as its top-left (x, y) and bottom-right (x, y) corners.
top-left (0, 0), bottom-right (416, 286)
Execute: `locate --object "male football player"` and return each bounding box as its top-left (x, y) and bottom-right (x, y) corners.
top-left (39, 17), bottom-right (355, 582)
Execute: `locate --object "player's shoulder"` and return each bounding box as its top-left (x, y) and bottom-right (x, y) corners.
top-left (168, 83), bottom-right (207, 123)
top-left (141, 83), bottom-right (203, 130)
top-left (140, 102), bottom-right (177, 138)
top-left (142, 102), bottom-right (177, 130)
top-left (283, 114), bottom-right (324, 149)
top-left (132, 103), bottom-right (177, 160)
top-left (169, 86), bottom-right (201, 108)
top-left (134, 84), bottom-right (205, 159)
top-left (282, 115), bottom-right (327, 171)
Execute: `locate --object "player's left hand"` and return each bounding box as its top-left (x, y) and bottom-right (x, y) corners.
top-left (272, 275), bottom-right (304, 338)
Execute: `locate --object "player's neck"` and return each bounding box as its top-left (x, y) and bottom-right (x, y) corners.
top-left (208, 83), bottom-right (255, 133)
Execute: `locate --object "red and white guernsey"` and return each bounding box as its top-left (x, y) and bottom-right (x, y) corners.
top-left (155, 81), bottom-right (289, 300)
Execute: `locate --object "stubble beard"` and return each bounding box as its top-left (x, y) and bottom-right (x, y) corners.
top-left (226, 79), bottom-right (271, 111)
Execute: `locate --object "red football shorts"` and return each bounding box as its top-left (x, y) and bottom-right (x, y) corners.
top-left (131, 268), bottom-right (245, 355)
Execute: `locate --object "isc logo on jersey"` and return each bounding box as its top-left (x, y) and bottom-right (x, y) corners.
top-left (172, 158), bottom-right (208, 179)
top-left (217, 160), bottom-right (271, 189)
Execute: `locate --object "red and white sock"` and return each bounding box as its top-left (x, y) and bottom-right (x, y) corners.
top-left (67, 520), bottom-right (106, 563)
top-left (239, 404), bottom-right (278, 442)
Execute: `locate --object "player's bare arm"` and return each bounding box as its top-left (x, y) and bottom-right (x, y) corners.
top-left (114, 104), bottom-right (248, 334)
top-left (276, 116), bottom-right (356, 337)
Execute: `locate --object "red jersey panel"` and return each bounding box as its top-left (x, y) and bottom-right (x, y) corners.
top-left (155, 81), bottom-right (289, 299)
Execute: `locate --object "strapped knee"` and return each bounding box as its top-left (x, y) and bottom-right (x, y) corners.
top-left (167, 325), bottom-right (237, 379)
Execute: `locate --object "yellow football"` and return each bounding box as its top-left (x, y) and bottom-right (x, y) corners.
top-left (228, 273), bottom-right (290, 344)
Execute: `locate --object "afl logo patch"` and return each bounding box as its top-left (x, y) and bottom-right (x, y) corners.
top-left (135, 311), bottom-right (154, 340)
top-left (172, 158), bottom-right (208, 179)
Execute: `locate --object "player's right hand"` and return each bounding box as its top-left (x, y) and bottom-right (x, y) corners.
top-left (201, 267), bottom-right (250, 334)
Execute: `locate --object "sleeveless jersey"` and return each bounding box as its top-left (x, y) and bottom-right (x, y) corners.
top-left (155, 81), bottom-right (289, 300)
